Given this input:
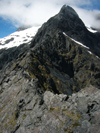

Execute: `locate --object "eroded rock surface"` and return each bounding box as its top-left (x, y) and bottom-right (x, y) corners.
top-left (0, 85), bottom-right (100, 133)
top-left (0, 5), bottom-right (100, 133)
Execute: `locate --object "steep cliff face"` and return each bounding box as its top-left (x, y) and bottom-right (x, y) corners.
top-left (0, 5), bottom-right (100, 133)
top-left (29, 5), bottom-right (100, 93)
top-left (31, 5), bottom-right (100, 56)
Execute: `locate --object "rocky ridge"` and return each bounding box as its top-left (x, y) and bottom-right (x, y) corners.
top-left (1, 83), bottom-right (100, 133)
top-left (0, 5), bottom-right (100, 133)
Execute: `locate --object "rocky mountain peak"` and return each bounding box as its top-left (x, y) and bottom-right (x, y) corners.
top-left (55, 5), bottom-right (86, 37)
top-left (33, 5), bottom-right (100, 57)
top-left (31, 5), bottom-right (86, 48)
top-left (50, 5), bottom-right (85, 32)
top-left (0, 5), bottom-right (100, 133)
top-left (59, 5), bottom-right (79, 18)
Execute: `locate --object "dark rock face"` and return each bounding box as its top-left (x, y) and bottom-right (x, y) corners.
top-left (29, 5), bottom-right (100, 93)
top-left (31, 5), bottom-right (100, 56)
top-left (0, 43), bottom-right (29, 70)
top-left (57, 5), bottom-right (86, 34)
top-left (0, 5), bottom-right (100, 133)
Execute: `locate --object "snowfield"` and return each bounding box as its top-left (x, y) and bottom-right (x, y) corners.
top-left (0, 26), bottom-right (40, 49)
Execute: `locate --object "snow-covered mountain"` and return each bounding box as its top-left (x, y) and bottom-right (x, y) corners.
top-left (0, 26), bottom-right (40, 49)
top-left (0, 5), bottom-right (100, 133)
top-left (0, 26), bottom-right (97, 49)
top-left (0, 18), bottom-right (99, 51)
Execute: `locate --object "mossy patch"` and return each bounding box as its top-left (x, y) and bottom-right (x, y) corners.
top-left (49, 107), bottom-right (60, 112)
top-left (62, 110), bottom-right (81, 121)
top-left (0, 106), bottom-right (4, 113)
top-left (3, 112), bottom-right (17, 131)
top-left (62, 110), bottom-right (81, 132)
top-left (12, 76), bottom-right (18, 83)
top-left (63, 122), bottom-right (81, 133)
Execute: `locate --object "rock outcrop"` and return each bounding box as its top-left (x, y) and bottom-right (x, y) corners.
top-left (0, 5), bottom-right (100, 133)
top-left (1, 84), bottom-right (100, 133)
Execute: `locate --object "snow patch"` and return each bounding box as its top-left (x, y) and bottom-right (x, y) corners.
top-left (0, 26), bottom-right (40, 49)
top-left (63, 32), bottom-right (89, 49)
top-left (96, 56), bottom-right (100, 59)
top-left (88, 51), bottom-right (93, 55)
top-left (88, 51), bottom-right (100, 60)
top-left (87, 27), bottom-right (97, 33)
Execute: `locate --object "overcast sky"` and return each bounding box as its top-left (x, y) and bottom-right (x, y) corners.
top-left (0, 0), bottom-right (100, 38)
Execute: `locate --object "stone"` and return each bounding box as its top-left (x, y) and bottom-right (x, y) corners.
top-left (0, 5), bottom-right (100, 133)
top-left (22, 115), bottom-right (32, 127)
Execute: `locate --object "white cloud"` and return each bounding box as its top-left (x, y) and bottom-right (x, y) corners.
top-left (0, 0), bottom-right (100, 29)
top-left (74, 7), bottom-right (100, 29)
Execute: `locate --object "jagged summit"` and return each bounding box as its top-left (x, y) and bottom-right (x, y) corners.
top-left (31, 5), bottom-right (86, 46)
top-left (32, 5), bottom-right (100, 57)
top-left (56, 5), bottom-right (86, 35)
top-left (59, 5), bottom-right (79, 18)
top-left (54, 5), bottom-right (86, 34)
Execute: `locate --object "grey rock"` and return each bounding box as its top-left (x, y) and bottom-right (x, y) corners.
top-left (22, 115), bottom-right (32, 127)
top-left (0, 5), bottom-right (100, 133)
top-left (81, 120), bottom-right (91, 128)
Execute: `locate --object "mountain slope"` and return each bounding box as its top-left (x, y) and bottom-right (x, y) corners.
top-left (0, 26), bottom-right (40, 70)
top-left (31, 5), bottom-right (100, 57)
top-left (0, 5), bottom-right (100, 133)
top-left (0, 26), bottom-right (40, 49)
top-left (29, 5), bottom-right (100, 92)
